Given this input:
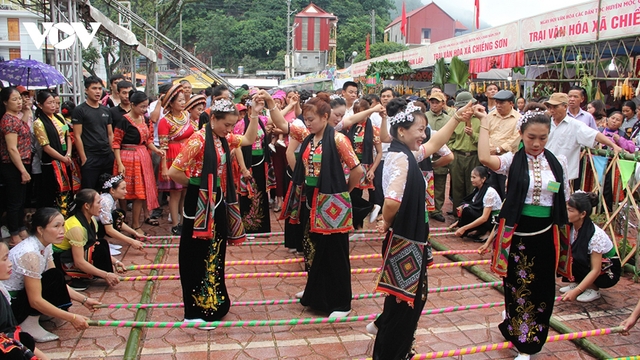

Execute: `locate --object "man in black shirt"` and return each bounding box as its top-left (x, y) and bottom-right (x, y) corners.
top-left (109, 80), bottom-right (133, 129)
top-left (72, 76), bottom-right (115, 190)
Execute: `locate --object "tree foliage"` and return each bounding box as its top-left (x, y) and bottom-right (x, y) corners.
top-left (353, 42), bottom-right (408, 63)
top-left (91, 0), bottom-right (396, 74)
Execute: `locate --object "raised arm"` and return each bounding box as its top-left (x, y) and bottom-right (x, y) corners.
top-left (240, 95), bottom-right (263, 147)
top-left (342, 104), bottom-right (384, 129)
top-left (422, 101), bottom-right (473, 156)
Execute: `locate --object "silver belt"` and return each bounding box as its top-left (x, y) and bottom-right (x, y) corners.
top-left (514, 224), bottom-right (552, 237)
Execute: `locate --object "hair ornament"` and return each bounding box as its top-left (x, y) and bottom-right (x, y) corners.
top-left (211, 98), bottom-right (235, 113)
top-left (103, 174), bottom-right (124, 190)
top-left (517, 109), bottom-right (545, 131)
top-left (389, 101), bottom-right (421, 126)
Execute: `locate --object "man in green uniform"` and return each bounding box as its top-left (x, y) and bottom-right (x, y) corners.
top-left (426, 91), bottom-right (451, 222)
top-left (448, 91), bottom-right (481, 212)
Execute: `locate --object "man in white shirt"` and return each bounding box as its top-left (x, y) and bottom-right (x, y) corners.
top-left (566, 86), bottom-right (597, 130)
top-left (545, 92), bottom-right (620, 181)
top-left (343, 81), bottom-right (359, 118)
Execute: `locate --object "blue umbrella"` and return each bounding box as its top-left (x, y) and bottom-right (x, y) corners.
top-left (0, 58), bottom-right (67, 89)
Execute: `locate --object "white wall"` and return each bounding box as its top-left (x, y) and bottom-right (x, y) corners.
top-left (0, 10), bottom-right (44, 62)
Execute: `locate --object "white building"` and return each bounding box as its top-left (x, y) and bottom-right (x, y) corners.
top-left (0, 0), bottom-right (43, 62)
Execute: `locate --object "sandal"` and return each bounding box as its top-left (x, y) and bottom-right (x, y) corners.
top-left (144, 217), bottom-right (160, 226)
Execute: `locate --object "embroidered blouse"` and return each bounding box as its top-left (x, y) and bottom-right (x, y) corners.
top-left (33, 114), bottom-right (68, 149)
top-left (497, 152), bottom-right (571, 205)
top-left (113, 115), bottom-right (154, 148)
top-left (98, 193), bottom-right (118, 225)
top-left (570, 225), bottom-right (614, 255)
top-left (4, 236), bottom-right (53, 292)
top-left (158, 111), bottom-right (194, 150)
top-left (383, 143), bottom-right (451, 202)
top-left (233, 116), bottom-right (268, 150)
top-left (475, 186), bottom-right (502, 211)
top-left (172, 128), bottom-right (243, 180)
top-left (0, 113), bottom-right (32, 163)
top-left (289, 124), bottom-right (359, 177)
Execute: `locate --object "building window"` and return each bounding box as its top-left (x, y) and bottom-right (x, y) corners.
top-left (422, 28), bottom-right (431, 40)
top-left (301, 18), bottom-right (308, 51)
top-left (7, 18), bottom-right (20, 41)
top-left (314, 18), bottom-right (320, 51)
top-left (9, 48), bottom-right (20, 59)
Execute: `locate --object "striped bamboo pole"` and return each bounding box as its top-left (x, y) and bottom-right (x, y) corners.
top-left (96, 282), bottom-right (503, 309)
top-left (126, 251), bottom-right (481, 270)
top-left (119, 260), bottom-right (490, 281)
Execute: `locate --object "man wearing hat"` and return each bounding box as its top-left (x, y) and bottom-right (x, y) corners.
top-left (545, 92), bottom-right (621, 181)
top-left (448, 91), bottom-right (482, 211)
top-left (426, 91), bottom-right (451, 222)
top-left (483, 89), bottom-right (521, 198)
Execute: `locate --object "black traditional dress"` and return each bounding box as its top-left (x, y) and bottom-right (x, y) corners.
top-left (492, 149), bottom-right (569, 355)
top-left (282, 124), bottom-right (360, 314)
top-left (234, 115), bottom-right (272, 233)
top-left (373, 140), bottom-right (433, 360)
top-left (171, 125), bottom-right (245, 321)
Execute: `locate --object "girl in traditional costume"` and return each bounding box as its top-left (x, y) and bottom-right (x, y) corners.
top-left (33, 91), bottom-right (79, 218)
top-left (371, 99), bottom-right (472, 360)
top-left (113, 91), bottom-right (163, 233)
top-left (272, 93), bottom-right (364, 318)
top-left (168, 96), bottom-right (261, 326)
top-left (477, 109), bottom-right (570, 360)
top-left (559, 191), bottom-right (620, 303)
top-left (233, 97), bottom-right (272, 233)
top-left (158, 84), bottom-right (193, 235)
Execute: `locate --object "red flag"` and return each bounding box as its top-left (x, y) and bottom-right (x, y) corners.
top-left (474, 0), bottom-right (480, 30)
top-left (400, 1), bottom-right (407, 38)
top-left (365, 34), bottom-right (370, 59)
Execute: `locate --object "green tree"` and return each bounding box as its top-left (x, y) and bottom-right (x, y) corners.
top-left (353, 42), bottom-right (408, 62)
top-left (337, 14), bottom-right (387, 67)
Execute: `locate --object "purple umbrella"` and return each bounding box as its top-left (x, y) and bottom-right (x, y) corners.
top-left (0, 58), bottom-right (67, 89)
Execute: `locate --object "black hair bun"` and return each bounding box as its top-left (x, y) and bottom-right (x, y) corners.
top-left (386, 98), bottom-right (407, 117)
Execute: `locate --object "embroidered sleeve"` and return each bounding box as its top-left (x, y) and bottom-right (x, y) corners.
top-left (372, 126), bottom-right (381, 145)
top-left (112, 127), bottom-right (124, 149)
top-left (335, 132), bottom-right (360, 169)
top-left (289, 124), bottom-right (309, 143)
top-left (496, 152), bottom-right (514, 175)
top-left (65, 225), bottom-right (87, 247)
top-left (14, 252), bottom-right (43, 279)
top-left (334, 120), bottom-right (344, 132)
top-left (98, 196), bottom-right (114, 225)
top-left (147, 122), bottom-right (155, 144)
top-left (558, 155), bottom-right (571, 201)
top-left (588, 226), bottom-right (613, 254)
top-left (33, 120), bottom-right (50, 147)
top-left (158, 118), bottom-right (170, 150)
top-left (437, 143), bottom-right (452, 158)
top-left (172, 131), bottom-right (204, 172)
top-left (382, 152), bottom-right (409, 202)
top-left (483, 187), bottom-right (502, 210)
top-left (226, 133), bottom-right (244, 150)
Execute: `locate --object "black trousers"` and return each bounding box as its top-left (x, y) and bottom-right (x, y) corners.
top-left (0, 162), bottom-right (31, 236)
top-left (10, 268), bottom-right (71, 324)
top-left (81, 153), bottom-right (115, 191)
top-left (371, 160), bottom-right (384, 207)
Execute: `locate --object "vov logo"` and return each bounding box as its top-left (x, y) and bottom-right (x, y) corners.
top-left (24, 22), bottom-right (101, 50)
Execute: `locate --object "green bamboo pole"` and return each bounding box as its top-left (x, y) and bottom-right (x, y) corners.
top-left (122, 240), bottom-right (167, 360)
top-left (429, 239), bottom-right (615, 360)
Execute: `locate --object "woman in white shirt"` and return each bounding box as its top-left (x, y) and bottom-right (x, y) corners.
top-left (477, 106), bottom-right (570, 360)
top-left (5, 208), bottom-right (100, 342)
top-left (560, 191), bottom-right (620, 303)
top-left (450, 166), bottom-right (501, 242)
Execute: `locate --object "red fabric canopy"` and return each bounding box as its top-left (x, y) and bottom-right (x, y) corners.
top-left (468, 50), bottom-right (524, 74)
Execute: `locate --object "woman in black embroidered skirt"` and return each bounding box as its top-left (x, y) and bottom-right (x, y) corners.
top-left (272, 93), bottom-right (363, 318)
top-left (371, 99), bottom-right (472, 359)
top-left (168, 96), bottom-right (260, 326)
top-left (478, 107), bottom-right (570, 360)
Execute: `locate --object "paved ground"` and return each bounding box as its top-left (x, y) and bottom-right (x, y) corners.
top-left (27, 201), bottom-right (640, 360)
